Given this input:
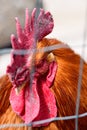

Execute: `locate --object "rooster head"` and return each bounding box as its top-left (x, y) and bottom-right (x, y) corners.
top-left (6, 8), bottom-right (57, 126)
top-left (7, 8), bottom-right (54, 90)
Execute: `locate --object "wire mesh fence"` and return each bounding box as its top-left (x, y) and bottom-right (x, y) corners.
top-left (0, 43), bottom-right (87, 130)
top-left (0, 0), bottom-right (87, 130)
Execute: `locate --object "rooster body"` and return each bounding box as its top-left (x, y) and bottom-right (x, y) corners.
top-left (0, 8), bottom-right (87, 130)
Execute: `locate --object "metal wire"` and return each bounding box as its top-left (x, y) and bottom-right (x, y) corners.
top-left (75, 1), bottom-right (87, 130)
top-left (0, 44), bottom-right (87, 55)
top-left (0, 112), bottom-right (87, 129)
top-left (0, 43), bottom-right (69, 55)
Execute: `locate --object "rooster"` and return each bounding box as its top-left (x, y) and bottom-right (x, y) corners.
top-left (0, 8), bottom-right (87, 130)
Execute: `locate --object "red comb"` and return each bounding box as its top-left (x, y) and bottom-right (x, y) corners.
top-left (11, 8), bottom-right (54, 49)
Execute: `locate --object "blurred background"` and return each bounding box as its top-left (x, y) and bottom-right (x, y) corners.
top-left (43, 0), bottom-right (87, 60)
top-left (0, 0), bottom-right (36, 48)
top-left (0, 0), bottom-right (87, 76)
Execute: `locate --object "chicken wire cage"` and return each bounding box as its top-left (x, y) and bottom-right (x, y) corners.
top-left (0, 0), bottom-right (87, 129)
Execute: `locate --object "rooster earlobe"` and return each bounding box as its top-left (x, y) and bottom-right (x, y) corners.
top-left (46, 61), bottom-right (57, 88)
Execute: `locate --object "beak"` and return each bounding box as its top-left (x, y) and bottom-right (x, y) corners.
top-left (15, 82), bottom-right (26, 95)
